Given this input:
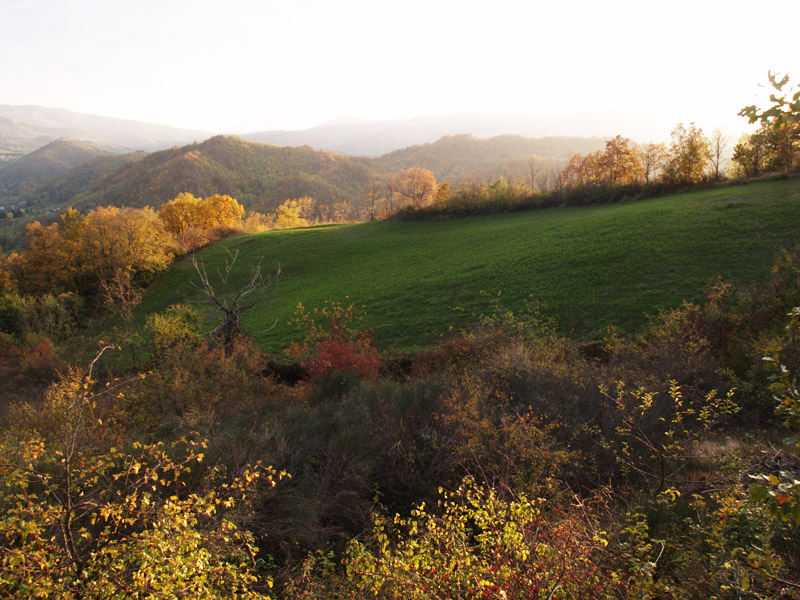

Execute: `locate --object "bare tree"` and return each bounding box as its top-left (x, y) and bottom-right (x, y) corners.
top-left (640, 142), bottom-right (667, 184)
top-left (709, 129), bottom-right (729, 181)
top-left (99, 268), bottom-right (142, 322)
top-left (190, 249), bottom-right (280, 346)
top-left (527, 158), bottom-right (543, 193)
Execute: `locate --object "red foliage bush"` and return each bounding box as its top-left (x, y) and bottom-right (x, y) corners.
top-left (303, 338), bottom-right (380, 379)
top-left (286, 300), bottom-right (382, 381)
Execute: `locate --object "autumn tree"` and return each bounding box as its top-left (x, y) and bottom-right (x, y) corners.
top-left (15, 222), bottom-right (75, 294)
top-left (361, 176), bottom-right (385, 220)
top-left (382, 172), bottom-right (400, 216)
top-left (662, 122), bottom-right (712, 184)
top-left (639, 142), bottom-right (667, 183)
top-left (731, 133), bottom-right (763, 178)
top-left (243, 211), bottom-right (273, 233)
top-left (158, 192), bottom-right (204, 236)
top-left (0, 252), bottom-right (18, 294)
top-left (435, 180), bottom-right (451, 206)
top-left (733, 124), bottom-right (799, 176)
top-left (79, 206), bottom-right (175, 315)
top-left (559, 136), bottom-right (642, 188)
top-left (395, 167), bottom-right (437, 209)
top-left (600, 135), bottom-right (643, 185)
top-left (159, 193), bottom-right (245, 251)
top-left (273, 197), bottom-right (316, 229)
top-left (558, 152), bottom-right (593, 188)
top-left (737, 72), bottom-right (800, 176)
top-left (202, 193), bottom-right (246, 230)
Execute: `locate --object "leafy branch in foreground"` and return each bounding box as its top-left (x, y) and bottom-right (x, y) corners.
top-left (740, 71), bottom-right (800, 130)
top-left (0, 354), bottom-right (283, 598)
top-left (190, 249), bottom-right (280, 346)
top-left (750, 307), bottom-right (800, 525)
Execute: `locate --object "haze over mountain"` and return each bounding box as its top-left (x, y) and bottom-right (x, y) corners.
top-left (0, 102), bottom-right (750, 165)
top-left (0, 105), bottom-right (209, 154)
top-left (242, 108), bottom-right (722, 157)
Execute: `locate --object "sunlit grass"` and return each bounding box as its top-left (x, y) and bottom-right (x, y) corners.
top-left (137, 178), bottom-right (800, 351)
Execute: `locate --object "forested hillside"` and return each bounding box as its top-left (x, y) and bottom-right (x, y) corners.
top-left (0, 139), bottom-right (114, 201)
top-left (21, 151), bottom-right (147, 210)
top-left (375, 133), bottom-right (605, 184)
top-left (68, 135), bottom-right (375, 214)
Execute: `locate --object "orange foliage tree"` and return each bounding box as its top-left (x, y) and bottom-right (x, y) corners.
top-left (395, 167), bottom-right (438, 209)
top-left (158, 192), bottom-right (204, 236)
top-left (662, 123), bottom-right (712, 184)
top-left (560, 136), bottom-right (643, 188)
top-left (159, 193), bottom-right (245, 250)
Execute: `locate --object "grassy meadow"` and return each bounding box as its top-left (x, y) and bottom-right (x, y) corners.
top-left (136, 177), bottom-right (800, 351)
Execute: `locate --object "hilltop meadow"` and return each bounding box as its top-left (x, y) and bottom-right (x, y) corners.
top-left (132, 178), bottom-right (800, 352)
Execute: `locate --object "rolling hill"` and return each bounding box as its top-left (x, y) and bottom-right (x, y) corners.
top-left (15, 133), bottom-right (607, 216)
top-left (0, 139), bottom-right (116, 202)
top-left (134, 177), bottom-right (800, 352)
top-left (374, 134), bottom-right (605, 184)
top-left (69, 135), bottom-right (376, 213)
top-left (22, 151), bottom-right (148, 211)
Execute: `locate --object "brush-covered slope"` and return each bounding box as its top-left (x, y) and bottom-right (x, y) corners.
top-left (137, 178), bottom-right (800, 351)
top-left (374, 134), bottom-right (605, 183)
top-left (71, 135), bottom-right (376, 213)
top-left (0, 139), bottom-right (115, 201)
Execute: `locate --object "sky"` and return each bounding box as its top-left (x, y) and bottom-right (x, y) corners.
top-left (1, 0), bottom-right (798, 141)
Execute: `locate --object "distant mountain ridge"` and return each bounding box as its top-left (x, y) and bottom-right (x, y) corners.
top-left (242, 109), bottom-right (666, 157)
top-left (0, 105), bottom-right (209, 154)
top-left (243, 112), bottom-right (560, 157)
top-left (1, 133), bottom-right (607, 216)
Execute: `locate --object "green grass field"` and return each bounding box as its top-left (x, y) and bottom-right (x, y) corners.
top-left (136, 178), bottom-right (800, 351)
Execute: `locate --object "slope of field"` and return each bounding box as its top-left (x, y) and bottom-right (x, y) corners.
top-left (137, 178), bottom-right (800, 351)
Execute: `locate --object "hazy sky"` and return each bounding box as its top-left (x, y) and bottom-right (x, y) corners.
top-left (2, 0), bottom-right (798, 140)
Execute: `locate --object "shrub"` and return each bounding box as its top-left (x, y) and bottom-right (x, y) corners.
top-left (145, 303), bottom-right (204, 361)
top-left (287, 300), bottom-right (381, 382)
top-left (337, 478), bottom-right (655, 600)
top-left (0, 366), bottom-right (280, 598)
